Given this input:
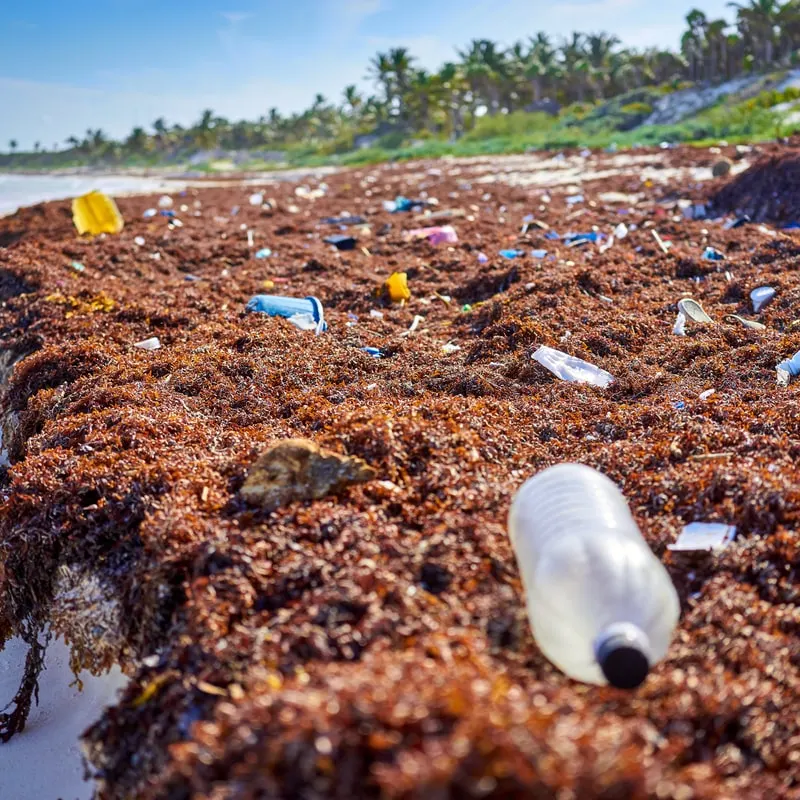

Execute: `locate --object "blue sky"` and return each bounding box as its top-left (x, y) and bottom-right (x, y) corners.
top-left (2, 0), bottom-right (733, 150)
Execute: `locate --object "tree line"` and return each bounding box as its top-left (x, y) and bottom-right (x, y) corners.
top-left (6, 1), bottom-right (800, 160)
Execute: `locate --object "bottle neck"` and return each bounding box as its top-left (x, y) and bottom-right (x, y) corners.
top-left (594, 622), bottom-right (651, 690)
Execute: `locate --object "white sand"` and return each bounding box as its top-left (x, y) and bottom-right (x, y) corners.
top-left (0, 635), bottom-right (127, 800)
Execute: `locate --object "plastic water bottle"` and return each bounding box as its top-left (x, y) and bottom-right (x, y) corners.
top-left (508, 464), bottom-right (680, 689)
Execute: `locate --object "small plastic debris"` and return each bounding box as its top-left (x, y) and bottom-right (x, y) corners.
top-left (385, 272), bottom-right (411, 303)
top-left (564, 232), bottom-right (599, 245)
top-left (673, 312), bottom-right (687, 336)
top-left (699, 389), bottom-right (716, 400)
top-left (652, 230), bottom-right (671, 253)
top-left (247, 229), bottom-right (254, 248)
top-left (406, 315), bottom-right (424, 334)
top-left (160, 210), bottom-right (175, 218)
top-left (613, 223), bottom-right (629, 239)
top-left (677, 298), bottom-right (714, 324)
top-left (362, 346), bottom-right (382, 358)
top-left (725, 314), bottom-right (765, 331)
top-left (134, 236), bottom-right (145, 246)
top-left (249, 193), bottom-right (264, 206)
top-left (72, 191), bottom-right (124, 236)
top-left (723, 215), bottom-right (750, 230)
top-left (683, 203), bottom-right (706, 220)
top-left (499, 249), bottom-right (524, 259)
top-left (751, 286), bottom-right (775, 313)
top-left (322, 215), bottom-right (365, 226)
top-left (532, 345), bottom-right (614, 388)
top-left (240, 439), bottom-right (376, 510)
top-left (69, 261), bottom-right (85, 273)
top-left (285, 313), bottom-right (319, 331)
top-left (566, 194), bottom-right (584, 205)
top-left (254, 248), bottom-right (272, 259)
top-left (777, 349), bottom-right (800, 386)
top-left (477, 252), bottom-right (489, 264)
top-left (407, 225), bottom-right (458, 245)
top-left (544, 230), bottom-right (560, 241)
top-left (134, 337), bottom-right (161, 351)
top-left (384, 196), bottom-right (421, 213)
top-left (673, 400), bottom-right (686, 410)
top-left (531, 249), bottom-right (548, 259)
top-left (369, 309), bottom-right (384, 319)
top-left (461, 304), bottom-right (472, 313)
top-left (324, 234), bottom-right (357, 251)
top-left (143, 208), bottom-right (157, 219)
top-left (442, 342), bottom-right (461, 354)
top-left (246, 294), bottom-right (326, 332)
top-left (668, 522), bottom-right (736, 552)
top-left (157, 195), bottom-right (173, 208)
top-left (702, 246), bottom-right (725, 261)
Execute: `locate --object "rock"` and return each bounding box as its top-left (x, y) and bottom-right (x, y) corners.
top-left (240, 439), bottom-right (376, 510)
top-left (712, 159), bottom-right (732, 178)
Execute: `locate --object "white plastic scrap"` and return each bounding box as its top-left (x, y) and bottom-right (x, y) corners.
top-left (134, 337), bottom-right (161, 351)
top-left (287, 313), bottom-right (325, 334)
top-left (751, 286), bottom-right (775, 313)
top-left (673, 312), bottom-right (687, 336)
top-left (134, 236), bottom-right (145, 246)
top-left (369, 309), bottom-right (384, 319)
top-left (613, 222), bottom-right (629, 239)
top-left (668, 522), bottom-right (737, 552)
top-left (157, 195), bottom-right (173, 209)
top-left (442, 342), bottom-right (461, 354)
top-left (699, 389), bottom-right (716, 401)
top-left (249, 193), bottom-right (264, 206)
top-left (247, 229), bottom-right (254, 248)
top-left (532, 345), bottom-right (614, 388)
top-left (677, 298), bottom-right (714, 324)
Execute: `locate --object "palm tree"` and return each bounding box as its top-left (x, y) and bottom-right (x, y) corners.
top-left (458, 39), bottom-right (507, 115)
top-left (368, 52), bottom-right (394, 106)
top-left (126, 127), bottom-right (148, 153)
top-left (342, 84), bottom-right (363, 117)
top-left (586, 32), bottom-right (621, 98)
top-left (526, 33), bottom-right (558, 104)
top-left (560, 33), bottom-right (591, 103)
top-left (728, 0), bottom-right (781, 68)
top-left (8, 139), bottom-right (17, 153)
top-left (705, 19), bottom-right (730, 80)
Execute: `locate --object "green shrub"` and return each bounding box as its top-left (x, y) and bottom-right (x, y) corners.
top-left (620, 102), bottom-right (653, 115)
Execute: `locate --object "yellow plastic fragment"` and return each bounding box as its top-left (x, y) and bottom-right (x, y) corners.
top-left (131, 672), bottom-right (172, 707)
top-left (72, 190), bottom-right (125, 235)
top-left (385, 271), bottom-right (411, 303)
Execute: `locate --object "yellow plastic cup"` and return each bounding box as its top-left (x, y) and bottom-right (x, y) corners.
top-left (385, 271), bottom-right (410, 303)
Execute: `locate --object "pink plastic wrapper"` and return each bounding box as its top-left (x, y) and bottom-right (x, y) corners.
top-left (407, 225), bottom-right (458, 245)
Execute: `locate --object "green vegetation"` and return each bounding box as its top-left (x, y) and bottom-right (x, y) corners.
top-left (2, 1), bottom-right (800, 172)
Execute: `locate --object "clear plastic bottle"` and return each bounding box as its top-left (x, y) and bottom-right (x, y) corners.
top-left (508, 463), bottom-right (680, 688)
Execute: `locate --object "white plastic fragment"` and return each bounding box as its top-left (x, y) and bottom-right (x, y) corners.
top-left (157, 195), bottom-right (173, 209)
top-left (613, 222), bottom-right (628, 239)
top-left (699, 389), bottom-right (716, 401)
top-left (673, 312), bottom-right (687, 336)
top-left (442, 342), bottom-right (461, 354)
top-left (249, 193), bottom-right (264, 206)
top-left (134, 337), bottom-right (161, 351)
top-left (668, 522), bottom-right (736, 552)
top-left (677, 298), bottom-right (714, 324)
top-left (247, 229), bottom-right (254, 248)
top-left (369, 309), bottom-right (384, 319)
top-left (134, 236), bottom-right (145, 246)
top-left (532, 345), bottom-right (614, 388)
top-left (287, 313), bottom-right (324, 334)
top-left (751, 286), bottom-right (775, 313)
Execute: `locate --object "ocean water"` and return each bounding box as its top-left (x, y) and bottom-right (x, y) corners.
top-left (0, 173), bottom-right (184, 216)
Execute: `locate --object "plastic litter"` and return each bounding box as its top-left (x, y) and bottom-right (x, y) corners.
top-left (723, 215), bottom-right (750, 230)
top-left (614, 223), bottom-right (629, 239)
top-left (384, 196), bottom-right (421, 213)
top-left (160, 210), bottom-right (175, 218)
top-left (566, 194), bottom-right (584, 205)
top-left (158, 195), bottom-right (173, 209)
top-left (668, 522), bottom-right (737, 552)
top-left (477, 252), bottom-right (489, 264)
top-left (508, 464), bottom-right (679, 687)
top-left (725, 314), bottom-right (765, 330)
top-left (531, 249), bottom-right (548, 259)
top-left (677, 298), bottom-right (713, 324)
top-left (499, 249), bottom-right (524, 259)
top-left (651, 230), bottom-right (671, 253)
top-left (699, 389), bottom-right (716, 400)
top-left (322, 215), bottom-right (365, 226)
top-left (143, 208), bottom-right (157, 219)
top-left (564, 232), bottom-right (599, 245)
top-left (750, 286), bottom-right (775, 313)
top-left (544, 230), bottom-right (560, 241)
top-left (249, 193), bottom-right (264, 206)
top-left (777, 349), bottom-right (800, 386)
top-left (134, 337), bottom-right (161, 351)
top-left (702, 246), bottom-right (725, 261)
top-left (69, 261), bottom-right (85, 273)
top-left (72, 191), bottom-right (124, 236)
top-left (532, 345), bottom-right (613, 388)
top-left (324, 234), bottom-right (357, 251)
top-left (672, 312), bottom-right (687, 336)
top-left (362, 347), bottom-right (383, 358)
top-left (385, 272), bottom-right (411, 303)
top-left (246, 294), bottom-right (326, 332)
top-left (407, 225), bottom-right (458, 245)
top-left (254, 248), bottom-right (272, 259)
top-left (441, 342), bottom-right (461, 354)
top-left (369, 309), bottom-right (384, 319)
